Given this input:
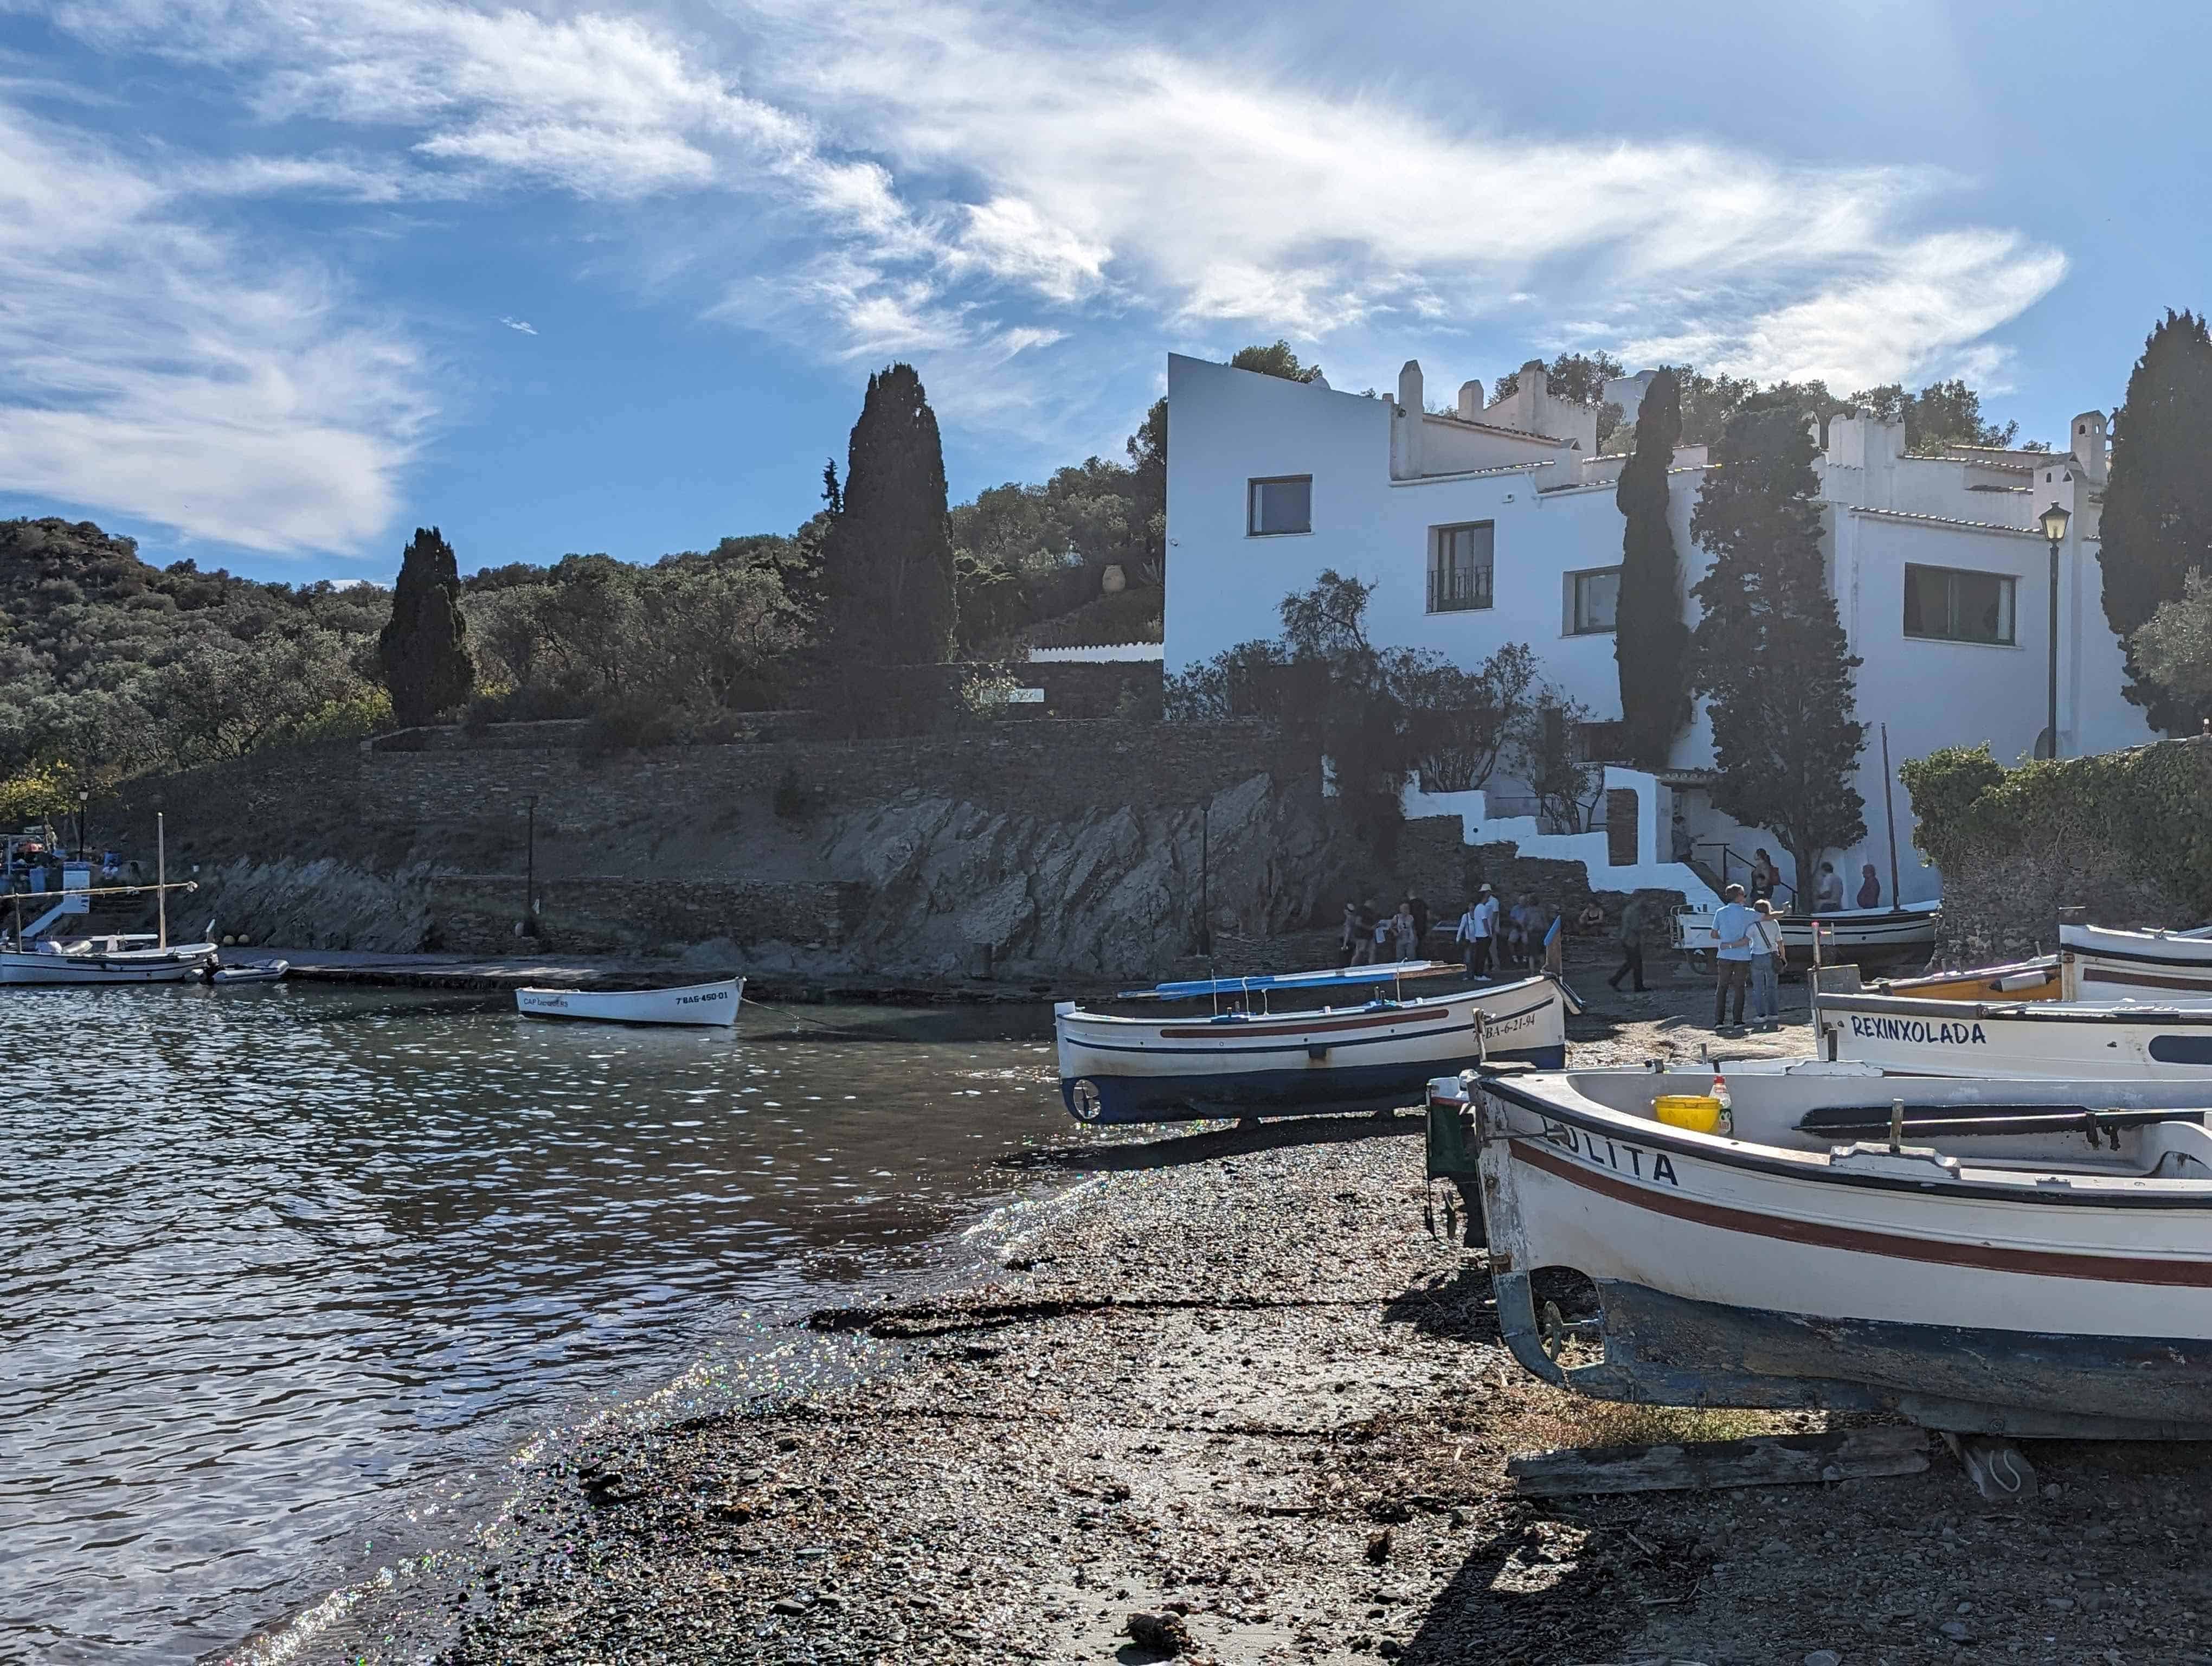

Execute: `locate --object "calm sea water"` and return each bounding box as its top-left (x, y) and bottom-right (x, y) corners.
top-left (0, 984), bottom-right (1074, 1664)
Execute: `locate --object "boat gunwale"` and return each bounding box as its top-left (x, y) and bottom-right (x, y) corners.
top-left (513, 977), bottom-right (742, 1001)
top-left (1456, 1071), bottom-right (2212, 1210)
top-left (1057, 972), bottom-right (1556, 1031)
top-left (1818, 989), bottom-right (2212, 1026)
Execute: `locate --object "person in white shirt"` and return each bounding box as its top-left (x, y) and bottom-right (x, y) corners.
top-left (1814, 861), bottom-right (1844, 913)
top-left (1711, 883), bottom-right (1754, 1030)
top-left (1455, 885), bottom-right (1500, 978)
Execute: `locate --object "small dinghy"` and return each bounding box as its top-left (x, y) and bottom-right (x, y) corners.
top-left (2063, 921), bottom-right (2212, 1002)
top-left (210, 960), bottom-right (287, 985)
top-left (1055, 962), bottom-right (1572, 1124)
top-left (515, 977), bottom-right (742, 1027)
top-left (1435, 1063), bottom-right (2212, 1437)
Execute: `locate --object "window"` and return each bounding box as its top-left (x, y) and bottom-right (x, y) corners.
top-left (1567, 566), bottom-right (1621, 635)
top-left (1247, 475), bottom-right (1311, 536)
top-left (1427, 522), bottom-right (1494, 612)
top-left (1904, 563), bottom-right (2015, 645)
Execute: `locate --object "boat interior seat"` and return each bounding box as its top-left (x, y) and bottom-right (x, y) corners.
top-left (1793, 1103), bottom-right (2204, 1146)
top-left (2141, 1119), bottom-right (2212, 1178)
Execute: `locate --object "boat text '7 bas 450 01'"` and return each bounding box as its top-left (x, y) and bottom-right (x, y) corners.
top-left (1055, 960), bottom-right (1573, 1125)
top-left (1432, 1063), bottom-right (2212, 1439)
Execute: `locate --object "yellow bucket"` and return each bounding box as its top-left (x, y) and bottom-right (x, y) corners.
top-left (1652, 1094), bottom-right (1723, 1134)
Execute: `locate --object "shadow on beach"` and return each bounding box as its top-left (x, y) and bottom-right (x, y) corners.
top-left (998, 1108), bottom-right (1418, 1173)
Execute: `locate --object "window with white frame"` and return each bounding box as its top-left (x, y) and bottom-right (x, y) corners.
top-left (1566, 566), bottom-right (1621, 635)
top-left (1427, 522), bottom-right (1494, 613)
top-left (1904, 563), bottom-right (2015, 645)
top-left (1246, 476), bottom-right (1311, 536)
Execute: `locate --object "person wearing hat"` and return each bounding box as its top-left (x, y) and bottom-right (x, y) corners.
top-left (1454, 885), bottom-right (1500, 978)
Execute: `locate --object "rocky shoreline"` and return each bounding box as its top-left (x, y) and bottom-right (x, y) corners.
top-left (281, 975), bottom-right (2212, 1665)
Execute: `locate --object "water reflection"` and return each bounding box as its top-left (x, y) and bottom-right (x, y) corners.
top-left (0, 985), bottom-right (1065, 1663)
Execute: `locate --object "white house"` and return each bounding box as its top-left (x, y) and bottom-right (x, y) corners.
top-left (1163, 351), bottom-right (2156, 905)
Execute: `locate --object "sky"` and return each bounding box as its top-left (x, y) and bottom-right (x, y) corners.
top-left (0, 0), bottom-right (2204, 584)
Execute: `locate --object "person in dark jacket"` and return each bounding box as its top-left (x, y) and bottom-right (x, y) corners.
top-left (1608, 895), bottom-right (1651, 992)
top-left (1857, 863), bottom-right (1882, 909)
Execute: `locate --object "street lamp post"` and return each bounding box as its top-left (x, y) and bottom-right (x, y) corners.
top-left (76, 789), bottom-right (88, 862)
top-left (2039, 501), bottom-right (2071, 761)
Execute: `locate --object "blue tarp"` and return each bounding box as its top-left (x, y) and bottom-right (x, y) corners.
top-left (1122, 959), bottom-right (1452, 1001)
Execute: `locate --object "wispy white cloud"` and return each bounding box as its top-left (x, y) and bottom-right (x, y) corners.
top-left (4, 0), bottom-right (2069, 541)
top-left (499, 316), bottom-right (538, 335)
top-left (0, 103), bottom-right (430, 553)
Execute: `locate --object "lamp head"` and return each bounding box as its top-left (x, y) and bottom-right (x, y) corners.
top-left (2039, 501), bottom-right (2072, 544)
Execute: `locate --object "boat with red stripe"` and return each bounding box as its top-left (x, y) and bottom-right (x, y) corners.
top-left (1431, 1062), bottom-right (2212, 1437)
top-left (1055, 960), bottom-right (1572, 1124)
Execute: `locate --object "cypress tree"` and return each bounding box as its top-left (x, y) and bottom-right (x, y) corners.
top-left (2099, 309), bottom-right (2212, 731)
top-left (377, 526), bottom-right (474, 727)
top-left (1689, 404), bottom-right (1867, 896)
top-left (819, 364), bottom-right (956, 669)
top-left (1613, 369), bottom-right (1690, 768)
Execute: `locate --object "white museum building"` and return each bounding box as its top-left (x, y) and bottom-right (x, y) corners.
top-left (1162, 351), bottom-right (2157, 906)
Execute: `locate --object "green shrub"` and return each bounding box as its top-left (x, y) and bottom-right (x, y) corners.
top-left (1902, 737), bottom-right (2212, 914)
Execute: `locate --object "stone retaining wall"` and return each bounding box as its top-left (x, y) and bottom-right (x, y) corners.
top-left (427, 876), bottom-right (861, 956)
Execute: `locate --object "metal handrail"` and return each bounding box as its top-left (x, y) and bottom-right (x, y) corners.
top-left (1690, 841), bottom-right (1797, 905)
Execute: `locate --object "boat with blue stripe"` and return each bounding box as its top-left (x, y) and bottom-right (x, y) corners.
top-left (1054, 961), bottom-right (1573, 1125)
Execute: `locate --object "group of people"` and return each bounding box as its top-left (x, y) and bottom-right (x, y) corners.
top-left (1336, 885), bottom-right (1555, 979)
top-left (1746, 847), bottom-right (1885, 913)
top-left (1339, 896), bottom-right (1431, 966)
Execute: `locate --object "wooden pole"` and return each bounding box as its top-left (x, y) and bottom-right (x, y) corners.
top-left (1880, 722), bottom-right (1901, 910)
top-left (157, 811), bottom-right (167, 949)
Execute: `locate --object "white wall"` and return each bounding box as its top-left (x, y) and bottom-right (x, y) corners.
top-left (1165, 353), bottom-right (1680, 728)
top-left (1165, 351), bottom-right (2158, 909)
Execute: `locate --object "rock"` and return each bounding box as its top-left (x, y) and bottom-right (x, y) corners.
top-left (1760, 1537), bottom-right (1791, 1557)
top-left (1939, 1619), bottom-right (1974, 1642)
top-left (1365, 1528), bottom-right (1394, 1564)
top-left (1123, 1611), bottom-right (1192, 1656)
top-left (188, 856), bottom-right (436, 952)
top-left (819, 774), bottom-right (1338, 979)
top-left (1805, 1652), bottom-right (1843, 1666)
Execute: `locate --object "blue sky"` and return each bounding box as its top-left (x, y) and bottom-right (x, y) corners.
top-left (0, 0), bottom-right (2202, 584)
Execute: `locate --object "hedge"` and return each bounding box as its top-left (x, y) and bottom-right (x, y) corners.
top-left (1899, 737), bottom-right (2212, 915)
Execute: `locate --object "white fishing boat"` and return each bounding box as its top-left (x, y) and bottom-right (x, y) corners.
top-left (0, 933), bottom-right (218, 985)
top-left (1055, 963), bottom-right (1572, 1124)
top-left (0, 812), bottom-right (210, 986)
top-left (1438, 1063), bottom-right (2212, 1436)
top-left (515, 977), bottom-right (743, 1027)
top-left (1673, 900), bottom-right (1937, 962)
top-left (1815, 986), bottom-right (2212, 1078)
top-left (2062, 921), bottom-right (2212, 1002)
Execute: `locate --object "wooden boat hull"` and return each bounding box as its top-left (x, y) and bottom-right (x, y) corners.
top-left (1874, 958), bottom-right (2061, 1002)
top-left (1818, 990), bottom-right (2212, 1078)
top-left (1455, 1067), bottom-right (2212, 1435)
top-left (0, 944), bottom-right (218, 985)
top-left (2063, 922), bottom-right (2212, 1002)
top-left (515, 977), bottom-right (743, 1026)
top-left (1055, 973), bottom-right (1567, 1124)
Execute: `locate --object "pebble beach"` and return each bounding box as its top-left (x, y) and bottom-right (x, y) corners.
top-left (288, 964), bottom-right (2212, 1665)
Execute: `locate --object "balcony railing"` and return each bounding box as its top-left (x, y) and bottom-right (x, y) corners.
top-left (1427, 562), bottom-right (1493, 613)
